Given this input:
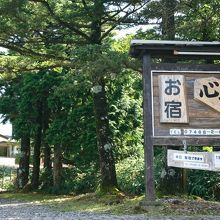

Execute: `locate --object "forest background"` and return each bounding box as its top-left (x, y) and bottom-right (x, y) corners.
top-left (0, 0), bottom-right (220, 200)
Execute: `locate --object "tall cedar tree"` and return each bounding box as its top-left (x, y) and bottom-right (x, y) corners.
top-left (0, 0), bottom-right (149, 191)
top-left (0, 76), bottom-right (31, 188)
top-left (160, 0), bottom-right (185, 195)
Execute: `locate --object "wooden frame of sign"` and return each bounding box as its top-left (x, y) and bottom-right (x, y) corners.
top-left (130, 40), bottom-right (220, 202)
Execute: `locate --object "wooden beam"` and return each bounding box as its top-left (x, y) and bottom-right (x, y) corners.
top-left (130, 40), bottom-right (220, 59)
top-left (153, 137), bottom-right (220, 146)
top-left (143, 54), bottom-right (155, 201)
top-left (152, 63), bottom-right (220, 72)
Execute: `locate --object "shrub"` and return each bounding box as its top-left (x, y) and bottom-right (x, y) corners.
top-left (188, 169), bottom-right (220, 200)
top-left (116, 156), bottom-right (144, 195)
top-left (0, 166), bottom-right (16, 190)
top-left (63, 165), bottom-right (99, 194)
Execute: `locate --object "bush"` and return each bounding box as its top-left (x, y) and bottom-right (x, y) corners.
top-left (0, 166), bottom-right (16, 190)
top-left (39, 163), bottom-right (99, 195)
top-left (64, 165), bottom-right (99, 194)
top-left (188, 169), bottom-right (220, 200)
top-left (116, 156), bottom-right (144, 195)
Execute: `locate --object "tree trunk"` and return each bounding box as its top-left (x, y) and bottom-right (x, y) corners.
top-left (44, 143), bottom-right (52, 174)
top-left (158, 0), bottom-right (186, 195)
top-left (53, 144), bottom-right (63, 189)
top-left (88, 0), bottom-right (117, 192)
top-left (31, 103), bottom-right (42, 189)
top-left (93, 77), bottom-right (118, 192)
top-left (157, 146), bottom-right (185, 195)
top-left (17, 136), bottom-right (30, 189)
top-left (161, 0), bottom-right (176, 40)
top-left (42, 104), bottom-right (52, 187)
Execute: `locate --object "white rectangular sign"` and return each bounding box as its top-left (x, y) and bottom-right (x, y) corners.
top-left (213, 153), bottom-right (220, 168)
top-left (168, 150), bottom-right (212, 171)
top-left (184, 129), bottom-right (220, 136)
top-left (158, 75), bottom-right (188, 123)
top-left (183, 162), bottom-right (210, 169)
top-left (169, 128), bottom-right (220, 136)
top-left (173, 152), bottom-right (204, 162)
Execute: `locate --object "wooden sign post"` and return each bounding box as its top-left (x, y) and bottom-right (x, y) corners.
top-left (143, 54), bottom-right (155, 201)
top-left (130, 40), bottom-right (220, 203)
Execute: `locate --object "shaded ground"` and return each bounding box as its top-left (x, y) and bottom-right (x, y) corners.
top-left (0, 198), bottom-right (148, 220)
top-left (1, 193), bottom-right (220, 219)
top-left (152, 197), bottom-right (220, 217)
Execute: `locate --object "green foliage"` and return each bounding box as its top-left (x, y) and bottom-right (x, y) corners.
top-left (64, 166), bottom-right (99, 194)
top-left (176, 0), bottom-right (220, 41)
top-left (188, 170), bottom-right (220, 200)
top-left (154, 146), bottom-right (165, 187)
top-left (0, 0), bottom-right (148, 73)
top-left (116, 155), bottom-right (144, 195)
top-left (107, 69), bottom-right (143, 161)
top-left (46, 71), bottom-right (98, 167)
top-left (42, 165), bottom-right (99, 195)
top-left (0, 166), bottom-right (16, 190)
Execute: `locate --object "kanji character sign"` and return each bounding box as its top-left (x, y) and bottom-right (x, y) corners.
top-left (158, 75), bottom-right (188, 123)
top-left (194, 77), bottom-right (220, 112)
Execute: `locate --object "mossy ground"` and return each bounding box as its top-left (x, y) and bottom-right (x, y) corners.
top-left (1, 192), bottom-right (220, 217)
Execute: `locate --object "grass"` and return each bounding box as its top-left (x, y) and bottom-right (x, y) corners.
top-left (0, 191), bottom-right (144, 214)
top-left (1, 192), bottom-right (220, 217)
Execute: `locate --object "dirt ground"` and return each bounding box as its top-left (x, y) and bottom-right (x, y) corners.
top-left (140, 197), bottom-right (220, 218)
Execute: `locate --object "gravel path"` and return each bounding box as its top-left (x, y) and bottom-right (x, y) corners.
top-left (0, 198), bottom-right (220, 220)
top-left (0, 198), bottom-right (147, 220)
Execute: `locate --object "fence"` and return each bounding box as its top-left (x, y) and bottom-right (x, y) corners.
top-left (0, 157), bottom-right (18, 190)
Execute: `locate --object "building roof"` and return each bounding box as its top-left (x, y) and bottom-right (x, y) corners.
top-left (0, 134), bottom-right (9, 142)
top-left (129, 40), bottom-right (220, 59)
top-left (0, 134), bottom-right (16, 147)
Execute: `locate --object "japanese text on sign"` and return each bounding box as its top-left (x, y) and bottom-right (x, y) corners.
top-left (169, 128), bottom-right (220, 136)
top-left (213, 153), bottom-right (220, 168)
top-left (173, 153), bottom-right (204, 162)
top-left (158, 75), bottom-right (188, 123)
top-left (194, 77), bottom-right (220, 112)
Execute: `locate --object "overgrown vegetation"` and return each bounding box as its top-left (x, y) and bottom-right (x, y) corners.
top-left (0, 167), bottom-right (16, 190)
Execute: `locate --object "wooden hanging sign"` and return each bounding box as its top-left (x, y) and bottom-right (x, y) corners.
top-left (168, 150), bottom-right (220, 171)
top-left (152, 70), bottom-right (220, 146)
top-left (158, 75), bottom-right (188, 123)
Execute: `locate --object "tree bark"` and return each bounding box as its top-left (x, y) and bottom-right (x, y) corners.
top-left (17, 135), bottom-right (30, 189)
top-left (93, 77), bottom-right (118, 191)
top-left (161, 0), bottom-right (176, 40)
top-left (53, 144), bottom-right (63, 189)
top-left (158, 0), bottom-right (186, 195)
top-left (42, 103), bottom-right (52, 187)
top-left (31, 103), bottom-right (43, 189)
top-left (157, 146), bottom-right (185, 194)
top-left (44, 143), bottom-right (52, 174)
top-left (88, 0), bottom-right (117, 192)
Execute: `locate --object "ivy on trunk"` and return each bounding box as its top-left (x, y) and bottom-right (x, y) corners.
top-left (93, 77), bottom-right (118, 191)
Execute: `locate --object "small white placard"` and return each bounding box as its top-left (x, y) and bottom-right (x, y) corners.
top-left (183, 162), bottom-right (210, 169)
top-left (168, 150), bottom-right (220, 171)
top-left (173, 153), bottom-right (204, 162)
top-left (213, 153), bottom-right (220, 168)
top-left (168, 150), bottom-right (211, 171)
top-left (170, 129), bottom-right (181, 135)
top-left (183, 129), bottom-right (220, 136)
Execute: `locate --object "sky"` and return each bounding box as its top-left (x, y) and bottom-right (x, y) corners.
top-left (0, 122), bottom-right (12, 136)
